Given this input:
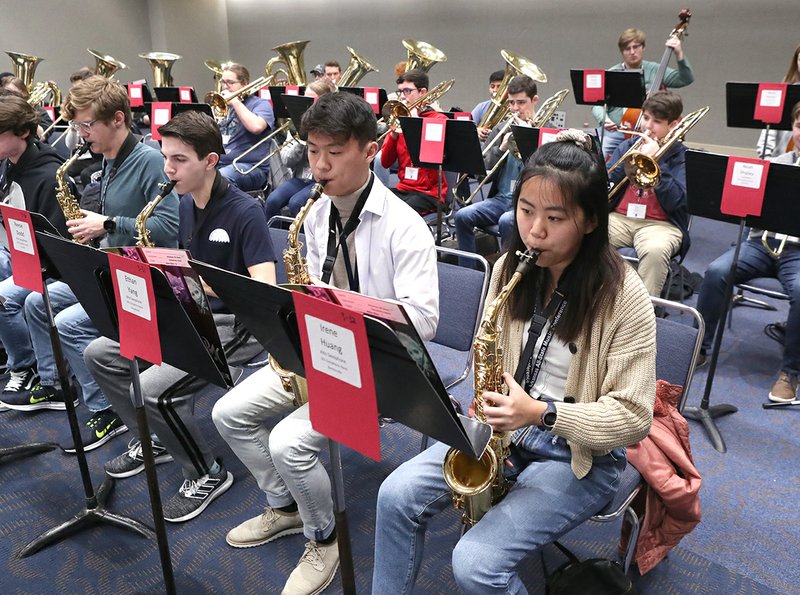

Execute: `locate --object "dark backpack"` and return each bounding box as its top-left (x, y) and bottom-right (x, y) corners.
top-left (544, 542), bottom-right (636, 595)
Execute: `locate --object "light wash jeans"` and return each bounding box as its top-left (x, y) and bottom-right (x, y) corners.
top-left (219, 163), bottom-right (269, 193)
top-left (24, 280), bottom-right (110, 411)
top-left (212, 365), bottom-right (336, 541)
top-left (454, 196), bottom-right (512, 256)
top-left (0, 248), bottom-right (12, 280)
top-left (372, 429), bottom-right (626, 594)
top-left (0, 276), bottom-right (36, 370)
top-left (264, 178), bottom-right (314, 221)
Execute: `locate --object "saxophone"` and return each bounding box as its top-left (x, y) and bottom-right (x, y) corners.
top-left (135, 180), bottom-right (177, 247)
top-left (54, 143), bottom-right (90, 223)
top-left (270, 180), bottom-right (327, 405)
top-left (443, 248), bottom-right (540, 526)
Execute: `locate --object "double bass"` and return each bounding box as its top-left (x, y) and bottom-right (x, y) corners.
top-left (619, 8), bottom-right (693, 134)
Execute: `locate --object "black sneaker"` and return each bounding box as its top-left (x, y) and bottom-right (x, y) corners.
top-left (2, 382), bottom-right (73, 412)
top-left (63, 408), bottom-right (128, 453)
top-left (2, 367), bottom-right (39, 394)
top-left (104, 438), bottom-right (174, 478)
top-left (163, 460), bottom-right (233, 523)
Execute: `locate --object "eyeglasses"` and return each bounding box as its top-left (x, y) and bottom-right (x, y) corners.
top-left (396, 88), bottom-right (418, 96)
top-left (220, 79), bottom-right (240, 87)
top-left (68, 119), bottom-right (99, 132)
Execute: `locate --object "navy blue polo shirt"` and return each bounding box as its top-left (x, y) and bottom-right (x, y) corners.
top-left (179, 174), bottom-right (276, 313)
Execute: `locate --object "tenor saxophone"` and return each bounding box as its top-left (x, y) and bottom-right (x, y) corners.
top-left (54, 143), bottom-right (90, 223)
top-left (443, 248), bottom-right (540, 526)
top-left (270, 180), bottom-right (327, 405)
top-left (134, 180), bottom-right (177, 247)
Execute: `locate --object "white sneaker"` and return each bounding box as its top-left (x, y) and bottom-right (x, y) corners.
top-left (226, 507), bottom-right (303, 548)
top-left (281, 539), bottom-right (339, 595)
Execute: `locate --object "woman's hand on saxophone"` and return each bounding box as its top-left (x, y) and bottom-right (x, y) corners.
top-left (481, 372), bottom-right (547, 432)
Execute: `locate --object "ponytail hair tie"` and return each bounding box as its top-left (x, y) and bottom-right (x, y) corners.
top-left (554, 128), bottom-right (593, 152)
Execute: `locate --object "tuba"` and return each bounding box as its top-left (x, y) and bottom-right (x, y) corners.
top-left (88, 49), bottom-right (127, 78)
top-left (402, 39), bottom-right (446, 73)
top-left (477, 50), bottom-right (548, 132)
top-left (265, 40), bottom-right (309, 86)
top-left (338, 46), bottom-right (379, 87)
top-left (135, 180), bottom-right (177, 247)
top-left (269, 180), bottom-right (328, 405)
top-left (205, 60), bottom-right (234, 95)
top-left (443, 249), bottom-right (540, 526)
top-left (6, 50), bottom-right (61, 107)
top-left (139, 51), bottom-right (182, 87)
top-left (608, 106), bottom-right (710, 202)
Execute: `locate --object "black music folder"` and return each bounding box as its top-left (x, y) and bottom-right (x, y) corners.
top-left (570, 69), bottom-right (645, 107)
top-left (398, 116), bottom-right (486, 176)
top-left (726, 82), bottom-right (800, 130)
top-left (154, 86), bottom-right (199, 103)
top-left (269, 86), bottom-right (307, 118)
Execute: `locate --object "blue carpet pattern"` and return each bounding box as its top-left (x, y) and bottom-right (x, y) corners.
top-left (0, 216), bottom-right (795, 594)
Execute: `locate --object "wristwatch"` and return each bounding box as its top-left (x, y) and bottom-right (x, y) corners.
top-left (103, 217), bottom-right (116, 233)
top-left (541, 402), bottom-right (558, 430)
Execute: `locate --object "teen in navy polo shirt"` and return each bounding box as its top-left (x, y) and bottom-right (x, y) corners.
top-left (85, 110), bottom-right (277, 523)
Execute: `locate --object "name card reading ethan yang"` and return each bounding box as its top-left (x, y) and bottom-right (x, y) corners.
top-left (116, 269), bottom-right (152, 321)
top-left (305, 315), bottom-right (361, 388)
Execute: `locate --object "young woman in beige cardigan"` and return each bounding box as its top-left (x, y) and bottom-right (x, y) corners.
top-left (373, 130), bottom-right (657, 594)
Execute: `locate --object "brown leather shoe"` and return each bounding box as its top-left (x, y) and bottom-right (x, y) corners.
top-left (768, 372), bottom-right (798, 403)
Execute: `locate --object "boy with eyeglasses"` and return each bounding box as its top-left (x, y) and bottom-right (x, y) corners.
top-left (592, 27), bottom-right (694, 158)
top-left (0, 76), bottom-right (179, 454)
top-left (215, 63), bottom-right (275, 192)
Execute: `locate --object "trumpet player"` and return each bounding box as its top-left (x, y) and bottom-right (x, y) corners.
top-left (607, 90), bottom-right (689, 298)
top-left (374, 131), bottom-right (655, 593)
top-left (454, 76), bottom-right (538, 259)
top-left (695, 101), bottom-right (800, 403)
top-left (216, 63), bottom-right (275, 191)
top-left (381, 69), bottom-right (449, 214)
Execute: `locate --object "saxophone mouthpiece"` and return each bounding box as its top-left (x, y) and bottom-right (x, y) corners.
top-left (75, 142), bottom-right (91, 157)
top-left (159, 179), bottom-right (178, 195)
top-left (514, 248), bottom-right (541, 276)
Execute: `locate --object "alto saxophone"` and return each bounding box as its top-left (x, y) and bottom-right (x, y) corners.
top-left (54, 143), bottom-right (90, 223)
top-left (135, 180), bottom-right (177, 247)
top-left (270, 180), bottom-right (327, 405)
top-left (443, 248), bottom-right (540, 526)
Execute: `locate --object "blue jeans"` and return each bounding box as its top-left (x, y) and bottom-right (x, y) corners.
top-left (373, 150), bottom-right (393, 186)
top-left (0, 277), bottom-right (35, 370)
top-left (454, 197), bottom-right (512, 255)
top-left (372, 430), bottom-right (626, 594)
top-left (697, 238), bottom-right (800, 374)
top-left (219, 163), bottom-right (269, 193)
top-left (24, 281), bottom-right (110, 411)
top-left (264, 178), bottom-right (314, 221)
top-left (498, 210), bottom-right (516, 252)
top-left (0, 248), bottom-right (12, 280)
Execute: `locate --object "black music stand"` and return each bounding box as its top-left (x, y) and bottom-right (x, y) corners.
top-left (725, 82), bottom-right (800, 158)
top-left (31, 235), bottom-right (233, 594)
top-left (282, 94), bottom-right (315, 130)
top-left (269, 86), bottom-right (307, 119)
top-left (154, 86), bottom-right (199, 103)
top-left (169, 102), bottom-right (214, 119)
top-left (337, 86), bottom-right (388, 115)
top-left (14, 221), bottom-right (154, 561)
top-left (128, 82), bottom-right (155, 113)
top-left (511, 126), bottom-right (602, 164)
top-left (399, 116), bottom-right (486, 244)
top-left (570, 69), bottom-right (645, 150)
top-left (684, 150), bottom-right (800, 451)
top-left (192, 261), bottom-right (492, 595)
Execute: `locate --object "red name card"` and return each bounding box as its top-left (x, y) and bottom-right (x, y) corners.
top-left (150, 102), bottom-right (172, 141)
top-left (259, 87), bottom-right (271, 103)
top-left (285, 85), bottom-right (300, 96)
top-left (43, 106), bottom-right (56, 121)
top-left (583, 69), bottom-right (606, 103)
top-left (753, 83), bottom-right (788, 124)
top-left (363, 88), bottom-right (380, 114)
top-left (128, 83), bottom-right (144, 107)
top-left (293, 292), bottom-right (380, 461)
top-left (538, 127), bottom-right (565, 147)
top-left (108, 253), bottom-right (162, 365)
top-left (0, 205), bottom-right (43, 293)
top-left (452, 111), bottom-right (472, 121)
top-left (419, 119), bottom-right (446, 164)
top-left (178, 87), bottom-right (193, 103)
top-left (720, 156), bottom-right (770, 217)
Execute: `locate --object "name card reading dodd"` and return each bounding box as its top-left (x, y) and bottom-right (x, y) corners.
top-left (116, 269), bottom-right (152, 321)
top-left (305, 315), bottom-right (360, 387)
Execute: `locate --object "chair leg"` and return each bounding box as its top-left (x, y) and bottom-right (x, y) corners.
top-left (622, 506), bottom-right (640, 574)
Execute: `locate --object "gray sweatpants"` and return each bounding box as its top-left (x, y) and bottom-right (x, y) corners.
top-left (84, 313), bottom-right (262, 479)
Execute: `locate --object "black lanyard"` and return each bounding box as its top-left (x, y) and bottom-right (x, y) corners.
top-left (513, 290), bottom-right (567, 394)
top-left (100, 133), bottom-right (138, 214)
top-left (320, 173), bottom-right (374, 291)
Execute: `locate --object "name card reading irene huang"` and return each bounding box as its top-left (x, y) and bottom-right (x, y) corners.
top-left (305, 315), bottom-right (361, 388)
top-left (9, 220), bottom-right (35, 255)
top-left (116, 269), bottom-right (152, 321)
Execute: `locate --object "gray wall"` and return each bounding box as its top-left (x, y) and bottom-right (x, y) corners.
top-left (1, 0), bottom-right (796, 149)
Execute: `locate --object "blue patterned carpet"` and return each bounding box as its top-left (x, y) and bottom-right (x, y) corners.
top-left (0, 216), bottom-right (796, 594)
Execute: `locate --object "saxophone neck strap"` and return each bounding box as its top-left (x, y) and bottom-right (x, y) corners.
top-left (513, 288), bottom-right (567, 393)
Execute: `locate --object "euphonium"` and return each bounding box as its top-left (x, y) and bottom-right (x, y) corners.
top-left (55, 143), bottom-right (91, 224)
top-left (139, 52), bottom-right (182, 87)
top-left (443, 249), bottom-right (540, 526)
top-left (402, 39), bottom-right (447, 73)
top-left (265, 40), bottom-right (310, 86)
top-left (269, 180), bottom-right (328, 405)
top-left (135, 180), bottom-right (177, 248)
top-left (477, 49), bottom-right (548, 132)
top-left (88, 49), bottom-right (127, 79)
top-left (337, 46), bottom-right (379, 87)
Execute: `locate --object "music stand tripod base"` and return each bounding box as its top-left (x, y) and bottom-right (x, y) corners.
top-left (682, 404), bottom-right (738, 453)
top-left (0, 442), bottom-right (58, 464)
